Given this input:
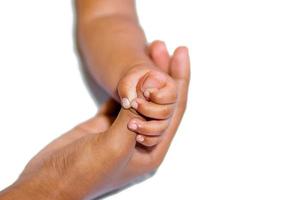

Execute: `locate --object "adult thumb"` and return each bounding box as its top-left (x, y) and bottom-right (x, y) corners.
top-left (104, 108), bottom-right (140, 154)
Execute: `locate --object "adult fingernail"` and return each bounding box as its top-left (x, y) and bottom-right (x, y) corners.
top-left (121, 98), bottom-right (130, 109)
top-left (136, 135), bottom-right (145, 142)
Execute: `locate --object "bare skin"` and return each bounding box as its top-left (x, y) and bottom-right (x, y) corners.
top-left (0, 42), bottom-right (190, 199)
top-left (76, 0), bottom-right (178, 146)
top-left (0, 0), bottom-right (190, 198)
top-left (76, 0), bottom-right (155, 99)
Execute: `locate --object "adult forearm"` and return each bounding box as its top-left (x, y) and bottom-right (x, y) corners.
top-left (76, 0), bottom-right (153, 99)
top-left (0, 178), bottom-right (70, 200)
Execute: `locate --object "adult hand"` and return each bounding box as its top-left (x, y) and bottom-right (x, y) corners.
top-left (0, 41), bottom-right (190, 200)
top-left (106, 41), bottom-right (190, 197)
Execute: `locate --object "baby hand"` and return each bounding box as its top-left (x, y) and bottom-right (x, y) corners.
top-left (118, 65), bottom-right (177, 147)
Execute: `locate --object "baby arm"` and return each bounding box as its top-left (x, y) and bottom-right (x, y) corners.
top-left (76, 0), bottom-right (177, 147)
top-left (76, 0), bottom-right (154, 100)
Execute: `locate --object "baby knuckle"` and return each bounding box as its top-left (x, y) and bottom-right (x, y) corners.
top-left (139, 102), bottom-right (147, 112)
top-left (145, 126), bottom-right (162, 136)
top-left (152, 128), bottom-right (164, 136)
top-left (153, 92), bottom-right (163, 102)
top-left (161, 108), bottom-right (172, 119)
top-left (142, 141), bottom-right (155, 147)
top-left (142, 138), bottom-right (157, 147)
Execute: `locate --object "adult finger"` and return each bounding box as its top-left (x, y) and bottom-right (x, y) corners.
top-left (148, 40), bottom-right (170, 72)
top-left (151, 47), bottom-right (191, 162)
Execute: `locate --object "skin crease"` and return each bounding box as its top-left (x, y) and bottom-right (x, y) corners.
top-left (76, 0), bottom-right (179, 146)
top-left (0, 0), bottom-right (191, 198)
top-left (0, 41), bottom-right (190, 200)
top-left (123, 68), bottom-right (177, 146)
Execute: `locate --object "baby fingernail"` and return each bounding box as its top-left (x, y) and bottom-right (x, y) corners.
top-left (131, 100), bottom-right (138, 109)
top-left (121, 98), bottom-right (130, 109)
top-left (144, 90), bottom-right (150, 98)
top-left (128, 122), bottom-right (138, 130)
top-left (136, 135), bottom-right (145, 142)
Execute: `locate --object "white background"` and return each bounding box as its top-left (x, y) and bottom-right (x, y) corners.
top-left (0, 0), bottom-right (300, 199)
